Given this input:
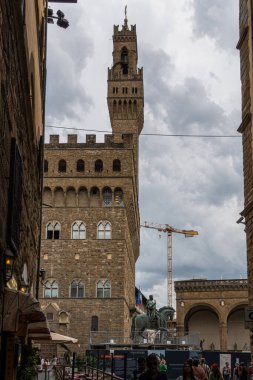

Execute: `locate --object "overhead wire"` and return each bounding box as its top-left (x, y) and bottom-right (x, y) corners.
top-left (46, 125), bottom-right (241, 138)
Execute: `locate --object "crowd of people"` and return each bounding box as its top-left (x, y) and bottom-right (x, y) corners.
top-left (178, 358), bottom-right (253, 380)
top-left (37, 356), bottom-right (58, 372)
top-left (132, 354), bottom-right (253, 380)
top-left (133, 354), bottom-right (168, 380)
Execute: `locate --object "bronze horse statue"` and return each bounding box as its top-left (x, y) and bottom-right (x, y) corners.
top-left (131, 306), bottom-right (175, 343)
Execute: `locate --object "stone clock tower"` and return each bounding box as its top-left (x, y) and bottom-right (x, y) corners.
top-left (40, 15), bottom-right (144, 352)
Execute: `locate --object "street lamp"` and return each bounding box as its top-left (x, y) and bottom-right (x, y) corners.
top-left (47, 8), bottom-right (69, 28)
top-left (4, 249), bottom-right (15, 283)
top-left (19, 279), bottom-right (29, 293)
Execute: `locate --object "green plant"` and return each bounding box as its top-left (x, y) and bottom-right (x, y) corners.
top-left (76, 354), bottom-right (86, 371)
top-left (17, 344), bottom-right (40, 380)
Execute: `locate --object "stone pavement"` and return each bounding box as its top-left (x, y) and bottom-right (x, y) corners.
top-left (37, 369), bottom-right (55, 380)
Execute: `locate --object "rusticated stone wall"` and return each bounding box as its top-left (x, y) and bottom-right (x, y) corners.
top-left (0, 0), bottom-right (45, 289)
top-left (40, 134), bottom-right (139, 352)
top-left (0, 1), bottom-right (45, 378)
top-left (238, 0), bottom-right (253, 355)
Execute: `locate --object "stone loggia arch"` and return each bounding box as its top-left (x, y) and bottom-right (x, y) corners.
top-left (175, 279), bottom-right (249, 351)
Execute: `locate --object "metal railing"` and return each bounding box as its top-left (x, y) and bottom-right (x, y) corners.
top-left (51, 353), bottom-right (125, 380)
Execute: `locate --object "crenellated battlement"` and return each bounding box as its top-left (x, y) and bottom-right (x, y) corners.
top-left (46, 133), bottom-right (134, 149)
top-left (113, 24), bottom-right (136, 38)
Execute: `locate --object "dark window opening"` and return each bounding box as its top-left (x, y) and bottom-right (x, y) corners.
top-left (121, 48), bottom-right (128, 75)
top-left (58, 159), bottom-right (66, 172)
top-left (46, 222), bottom-right (60, 240)
top-left (95, 159), bottom-right (103, 172)
top-left (91, 187), bottom-right (99, 196)
top-left (54, 230), bottom-right (60, 239)
top-left (47, 230), bottom-right (53, 239)
top-left (44, 160), bottom-right (48, 172)
top-left (77, 159), bottom-right (85, 172)
top-left (103, 188), bottom-right (112, 206)
top-left (70, 280), bottom-right (84, 298)
top-left (91, 316), bottom-right (98, 331)
top-left (113, 159), bottom-right (121, 172)
top-left (122, 64), bottom-right (128, 75)
top-left (47, 313), bottom-right (54, 321)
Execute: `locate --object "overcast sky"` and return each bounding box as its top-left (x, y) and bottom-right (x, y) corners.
top-left (45, 0), bottom-right (245, 308)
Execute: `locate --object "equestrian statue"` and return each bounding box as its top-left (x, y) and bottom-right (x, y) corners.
top-left (131, 295), bottom-right (175, 343)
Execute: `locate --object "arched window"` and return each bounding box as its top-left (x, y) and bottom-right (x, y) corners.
top-left (96, 280), bottom-right (111, 298)
top-left (90, 186), bottom-right (100, 207)
top-left (123, 100), bottom-right (127, 117)
top-left (113, 159), bottom-right (121, 172)
top-left (91, 316), bottom-right (98, 331)
top-left (44, 160), bottom-right (48, 172)
top-left (133, 100), bottom-right (137, 114)
top-left (97, 221), bottom-right (111, 239)
top-left (70, 280), bottom-right (84, 298)
top-left (95, 159), bottom-right (103, 172)
top-left (46, 221), bottom-right (61, 239)
top-left (78, 187), bottom-right (88, 207)
top-left (113, 100), bottom-right (117, 115)
top-left (72, 221), bottom-right (86, 239)
top-left (129, 100), bottom-right (133, 116)
top-left (44, 280), bottom-right (58, 298)
top-left (121, 47), bottom-right (128, 74)
top-left (43, 187), bottom-right (52, 206)
top-left (102, 187), bottom-right (112, 206)
top-left (58, 159), bottom-right (66, 172)
top-left (77, 159), bottom-right (85, 172)
top-left (66, 187), bottom-right (76, 207)
top-left (54, 187), bottom-right (64, 207)
top-left (114, 188), bottom-right (124, 206)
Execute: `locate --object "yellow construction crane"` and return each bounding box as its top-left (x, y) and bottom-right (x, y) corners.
top-left (141, 221), bottom-right (198, 307)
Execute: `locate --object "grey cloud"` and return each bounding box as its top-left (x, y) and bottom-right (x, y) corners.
top-left (139, 44), bottom-right (243, 209)
top-left (192, 0), bottom-right (239, 51)
top-left (140, 44), bottom-right (227, 135)
top-left (46, 5), bottom-right (94, 123)
top-left (170, 78), bottom-right (225, 131)
top-left (136, 41), bottom-right (245, 294)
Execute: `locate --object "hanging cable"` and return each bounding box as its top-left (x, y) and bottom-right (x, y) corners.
top-left (45, 125), bottom-right (241, 138)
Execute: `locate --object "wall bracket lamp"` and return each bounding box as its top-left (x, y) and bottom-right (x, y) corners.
top-left (4, 249), bottom-right (15, 283)
top-left (39, 268), bottom-right (46, 285)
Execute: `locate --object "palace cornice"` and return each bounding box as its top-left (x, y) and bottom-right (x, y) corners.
top-left (174, 279), bottom-right (248, 292)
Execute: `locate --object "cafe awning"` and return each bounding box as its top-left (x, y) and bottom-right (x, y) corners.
top-left (50, 332), bottom-right (78, 344)
top-left (29, 329), bottom-right (78, 344)
top-left (27, 320), bottom-right (51, 340)
top-left (3, 288), bottom-right (46, 332)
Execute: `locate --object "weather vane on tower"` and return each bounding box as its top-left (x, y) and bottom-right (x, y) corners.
top-left (124, 4), bottom-right (128, 28)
